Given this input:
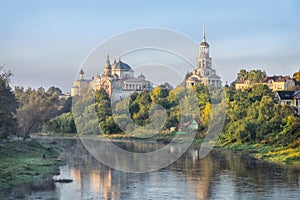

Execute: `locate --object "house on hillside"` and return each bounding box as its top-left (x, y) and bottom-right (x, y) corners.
top-left (275, 90), bottom-right (300, 115)
top-left (236, 75), bottom-right (295, 91)
top-left (189, 119), bottom-right (199, 130)
top-left (263, 76), bottom-right (295, 91)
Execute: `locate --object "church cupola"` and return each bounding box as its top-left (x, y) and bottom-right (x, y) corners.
top-left (79, 69), bottom-right (84, 80)
top-left (103, 54), bottom-right (112, 77)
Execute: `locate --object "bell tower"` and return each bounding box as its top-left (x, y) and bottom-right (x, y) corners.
top-left (103, 54), bottom-right (112, 77)
top-left (197, 23), bottom-right (212, 70)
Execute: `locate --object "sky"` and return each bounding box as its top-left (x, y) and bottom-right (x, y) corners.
top-left (1, 0), bottom-right (300, 92)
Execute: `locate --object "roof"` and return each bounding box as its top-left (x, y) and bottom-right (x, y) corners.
top-left (112, 60), bottom-right (133, 71)
top-left (293, 91), bottom-right (300, 99)
top-left (262, 75), bottom-right (292, 83)
top-left (123, 78), bottom-right (146, 83)
top-left (200, 41), bottom-right (209, 47)
top-left (235, 77), bottom-right (249, 84)
top-left (193, 118), bottom-right (200, 124)
top-left (187, 76), bottom-right (199, 82)
top-left (276, 90), bottom-right (300, 100)
top-left (237, 75), bottom-right (293, 84)
top-left (137, 74), bottom-right (145, 79)
top-left (208, 74), bottom-right (221, 79)
top-left (75, 79), bottom-right (91, 83)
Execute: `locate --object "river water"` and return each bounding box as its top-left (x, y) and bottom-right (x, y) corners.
top-left (27, 138), bottom-right (299, 200)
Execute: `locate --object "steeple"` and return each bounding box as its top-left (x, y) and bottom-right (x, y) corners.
top-left (200, 23), bottom-right (209, 47)
top-left (103, 54), bottom-right (112, 77)
top-left (198, 23), bottom-right (212, 69)
top-left (79, 69), bottom-right (84, 80)
top-left (202, 23), bottom-right (206, 42)
top-left (106, 54), bottom-right (110, 65)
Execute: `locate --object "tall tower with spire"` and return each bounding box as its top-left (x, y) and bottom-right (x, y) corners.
top-left (185, 23), bottom-right (222, 88)
top-left (197, 23), bottom-right (212, 71)
top-left (103, 54), bottom-right (112, 77)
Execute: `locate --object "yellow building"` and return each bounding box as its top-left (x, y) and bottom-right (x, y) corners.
top-left (235, 75), bottom-right (295, 91)
top-left (264, 76), bottom-right (295, 91)
top-left (235, 79), bottom-right (250, 90)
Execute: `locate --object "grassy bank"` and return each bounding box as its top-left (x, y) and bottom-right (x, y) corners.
top-left (0, 139), bottom-right (64, 199)
top-left (218, 143), bottom-right (300, 165)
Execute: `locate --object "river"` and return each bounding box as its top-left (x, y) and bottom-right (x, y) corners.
top-left (27, 138), bottom-right (299, 200)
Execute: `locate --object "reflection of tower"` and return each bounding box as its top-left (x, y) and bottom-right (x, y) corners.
top-left (89, 170), bottom-right (101, 194)
top-left (100, 168), bottom-right (112, 200)
top-left (197, 155), bottom-right (214, 200)
top-left (182, 149), bottom-right (214, 200)
top-left (71, 167), bottom-right (83, 198)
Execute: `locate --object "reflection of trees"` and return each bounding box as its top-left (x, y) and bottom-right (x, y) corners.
top-left (112, 140), bottom-right (163, 153)
top-left (171, 148), bottom-right (300, 199)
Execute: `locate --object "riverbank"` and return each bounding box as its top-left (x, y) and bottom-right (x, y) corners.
top-left (0, 139), bottom-right (64, 199)
top-left (218, 143), bottom-right (300, 165)
top-left (102, 132), bottom-right (300, 165)
top-left (35, 132), bottom-right (300, 166)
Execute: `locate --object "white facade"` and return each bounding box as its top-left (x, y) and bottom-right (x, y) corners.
top-left (71, 55), bottom-right (151, 101)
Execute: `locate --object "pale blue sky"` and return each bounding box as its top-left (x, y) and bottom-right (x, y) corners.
top-left (1, 0), bottom-right (300, 91)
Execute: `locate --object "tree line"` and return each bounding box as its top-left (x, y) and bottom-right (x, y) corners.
top-left (1, 66), bottom-right (299, 148)
top-left (47, 69), bottom-right (300, 147)
top-left (0, 66), bottom-right (72, 139)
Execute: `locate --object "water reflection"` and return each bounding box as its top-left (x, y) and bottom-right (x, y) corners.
top-left (29, 138), bottom-right (300, 200)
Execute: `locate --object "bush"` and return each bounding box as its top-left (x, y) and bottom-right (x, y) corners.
top-left (42, 112), bottom-right (76, 134)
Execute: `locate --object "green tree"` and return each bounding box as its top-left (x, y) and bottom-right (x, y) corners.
top-left (237, 69), bottom-right (247, 80)
top-left (95, 88), bottom-right (121, 134)
top-left (47, 86), bottom-right (62, 95)
top-left (95, 88), bottom-right (112, 122)
top-left (0, 67), bottom-right (18, 139)
top-left (222, 75), bottom-right (298, 146)
top-left (42, 112), bottom-right (76, 134)
top-left (15, 87), bottom-right (61, 138)
top-left (247, 70), bottom-right (266, 83)
top-left (151, 86), bottom-right (169, 100)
